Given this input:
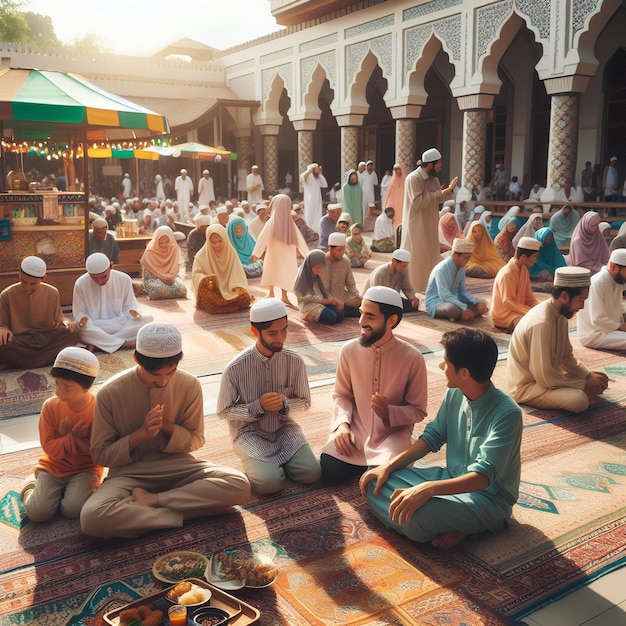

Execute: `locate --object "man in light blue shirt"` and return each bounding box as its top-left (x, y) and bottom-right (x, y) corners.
top-left (424, 238), bottom-right (488, 321)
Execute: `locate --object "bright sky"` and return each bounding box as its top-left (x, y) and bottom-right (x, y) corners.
top-left (25, 0), bottom-right (285, 54)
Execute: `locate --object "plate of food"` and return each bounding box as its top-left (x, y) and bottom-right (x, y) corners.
top-left (165, 580), bottom-right (211, 606)
top-left (210, 549), bottom-right (278, 589)
top-left (152, 551), bottom-right (210, 583)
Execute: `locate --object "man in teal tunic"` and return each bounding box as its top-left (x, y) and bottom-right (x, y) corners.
top-left (360, 327), bottom-right (522, 549)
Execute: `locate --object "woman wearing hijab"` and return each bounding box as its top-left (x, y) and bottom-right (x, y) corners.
top-left (464, 222), bottom-right (506, 278)
top-left (227, 216), bottom-right (263, 278)
top-left (346, 222), bottom-right (372, 267)
top-left (341, 170), bottom-right (363, 225)
top-left (251, 193), bottom-right (310, 304)
top-left (384, 163), bottom-right (407, 227)
top-left (192, 224), bottom-right (252, 314)
top-left (438, 212), bottom-right (462, 253)
top-left (549, 205), bottom-right (580, 248)
top-left (463, 204), bottom-right (484, 236)
top-left (512, 212), bottom-right (544, 248)
top-left (567, 211), bottom-right (610, 273)
top-left (140, 226), bottom-right (187, 300)
top-left (294, 249), bottom-right (344, 324)
top-left (494, 217), bottom-right (525, 262)
top-left (529, 227), bottom-right (566, 281)
top-left (478, 210), bottom-right (495, 240)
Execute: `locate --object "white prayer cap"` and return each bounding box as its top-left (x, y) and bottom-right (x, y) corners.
top-left (53, 347), bottom-right (99, 378)
top-left (599, 221), bottom-right (611, 234)
top-left (136, 322), bottom-right (182, 358)
top-left (198, 205), bottom-right (210, 213)
top-left (104, 205), bottom-right (115, 214)
top-left (421, 148), bottom-right (442, 163)
top-left (363, 286), bottom-right (402, 310)
top-left (92, 217), bottom-right (107, 229)
top-left (180, 169), bottom-right (187, 174)
top-left (241, 200), bottom-right (249, 206)
top-left (216, 206), bottom-right (228, 215)
top-left (292, 203), bottom-right (301, 210)
top-left (233, 207), bottom-right (244, 216)
top-left (452, 238), bottom-right (474, 253)
top-left (443, 199), bottom-right (456, 208)
top-left (474, 205), bottom-right (485, 214)
top-left (251, 164), bottom-right (259, 170)
top-left (358, 161), bottom-right (366, 167)
top-left (517, 237), bottom-right (542, 251)
top-left (338, 212), bottom-right (352, 224)
top-left (250, 298), bottom-right (286, 323)
top-left (188, 202), bottom-right (194, 207)
top-left (124, 173), bottom-right (129, 178)
top-left (256, 203), bottom-right (268, 212)
top-left (203, 169), bottom-right (209, 175)
top-left (610, 156), bottom-right (618, 162)
top-left (393, 249), bottom-right (411, 262)
top-left (368, 202), bottom-right (376, 208)
top-left (20, 256), bottom-right (46, 277)
top-left (173, 231), bottom-right (186, 241)
top-left (308, 163), bottom-right (318, 169)
top-left (328, 232), bottom-right (347, 247)
top-left (225, 201), bottom-right (233, 207)
top-left (609, 249), bottom-right (626, 266)
top-left (86, 252), bottom-right (111, 274)
top-left (195, 214), bottom-right (212, 226)
top-left (553, 266), bottom-right (591, 288)
top-left (327, 203), bottom-right (342, 211)
top-left (366, 160), bottom-right (374, 165)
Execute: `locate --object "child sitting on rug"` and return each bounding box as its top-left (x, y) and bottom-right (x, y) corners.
top-left (20, 347), bottom-right (104, 523)
top-left (360, 328), bottom-right (522, 549)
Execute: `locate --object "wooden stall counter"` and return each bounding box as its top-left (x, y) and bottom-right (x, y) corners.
top-left (115, 235), bottom-right (152, 276)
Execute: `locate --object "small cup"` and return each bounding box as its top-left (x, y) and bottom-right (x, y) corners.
top-left (168, 603), bottom-right (188, 625)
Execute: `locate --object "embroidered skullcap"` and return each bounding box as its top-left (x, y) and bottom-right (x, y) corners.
top-left (609, 248), bottom-right (626, 266)
top-left (180, 169), bottom-right (187, 174)
top-left (86, 252), bottom-right (110, 274)
top-left (92, 217), bottom-right (107, 228)
top-left (452, 238), bottom-right (474, 254)
top-left (53, 347), bottom-right (99, 378)
top-left (203, 169), bottom-right (209, 175)
top-left (136, 322), bottom-right (182, 358)
top-left (421, 148), bottom-right (442, 163)
top-left (328, 232), bottom-right (347, 247)
top-left (216, 205), bottom-right (228, 215)
top-left (553, 266), bottom-right (591, 288)
top-left (610, 156), bottom-right (617, 162)
top-left (20, 256), bottom-right (46, 277)
top-left (327, 203), bottom-right (342, 211)
top-left (195, 214), bottom-right (212, 226)
top-left (392, 249), bottom-right (411, 262)
top-left (363, 286), bottom-right (402, 310)
top-left (250, 298), bottom-right (286, 323)
top-left (517, 237), bottom-right (542, 251)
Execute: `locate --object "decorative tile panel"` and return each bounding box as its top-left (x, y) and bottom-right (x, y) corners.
top-left (405, 14), bottom-right (462, 73)
top-left (345, 14), bottom-right (395, 39)
top-left (262, 64), bottom-right (293, 99)
top-left (300, 33), bottom-right (338, 53)
top-left (229, 74), bottom-right (256, 101)
top-left (302, 51), bottom-right (337, 92)
top-left (264, 134), bottom-right (279, 191)
top-left (572, 0), bottom-right (600, 33)
top-left (396, 119), bottom-right (417, 174)
top-left (516, 0), bottom-right (551, 39)
top-left (475, 0), bottom-right (513, 63)
top-left (547, 94), bottom-right (580, 190)
top-left (236, 136), bottom-right (252, 175)
top-left (346, 34), bottom-right (393, 87)
top-left (298, 131), bottom-right (313, 191)
top-left (403, 0), bottom-right (462, 22)
top-left (462, 110), bottom-right (487, 188)
top-left (341, 126), bottom-right (360, 178)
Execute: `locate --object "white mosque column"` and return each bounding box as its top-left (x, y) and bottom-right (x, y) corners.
top-left (543, 77), bottom-right (589, 192)
top-left (258, 125), bottom-right (280, 193)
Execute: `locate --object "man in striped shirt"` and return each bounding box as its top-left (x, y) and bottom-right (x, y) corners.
top-left (217, 299), bottom-right (321, 494)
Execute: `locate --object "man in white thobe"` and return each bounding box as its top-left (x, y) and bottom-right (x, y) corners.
top-left (301, 163), bottom-right (327, 230)
top-left (197, 169), bottom-right (215, 206)
top-left (72, 253), bottom-right (153, 353)
top-left (578, 248), bottom-right (626, 350)
top-left (175, 169), bottom-right (194, 216)
top-left (246, 165), bottom-right (265, 205)
top-left (360, 160), bottom-right (379, 220)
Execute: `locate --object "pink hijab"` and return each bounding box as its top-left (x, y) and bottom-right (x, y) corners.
top-left (567, 211), bottom-right (609, 273)
top-left (438, 212), bottom-right (462, 248)
top-left (384, 163), bottom-right (407, 226)
top-left (258, 193), bottom-right (305, 246)
top-left (140, 226), bottom-right (181, 283)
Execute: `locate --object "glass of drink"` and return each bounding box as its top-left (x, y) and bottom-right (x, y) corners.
top-left (168, 603), bottom-right (188, 625)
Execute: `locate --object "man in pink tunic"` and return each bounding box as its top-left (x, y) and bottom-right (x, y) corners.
top-left (320, 286), bottom-right (428, 484)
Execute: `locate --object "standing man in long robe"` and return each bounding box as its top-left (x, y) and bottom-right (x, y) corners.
top-left (401, 148), bottom-right (458, 293)
top-left (197, 169), bottom-right (215, 206)
top-left (360, 160), bottom-right (379, 220)
top-left (175, 169), bottom-right (194, 215)
top-left (301, 163), bottom-right (327, 230)
top-left (246, 165), bottom-right (265, 205)
top-left (73, 253), bottom-right (153, 353)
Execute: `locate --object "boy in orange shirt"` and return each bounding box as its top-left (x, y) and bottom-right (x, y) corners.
top-left (21, 347), bottom-right (103, 522)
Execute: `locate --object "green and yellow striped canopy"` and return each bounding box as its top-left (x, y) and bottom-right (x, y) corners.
top-left (0, 68), bottom-right (169, 141)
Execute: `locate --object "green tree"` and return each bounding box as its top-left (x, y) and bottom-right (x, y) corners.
top-left (0, 0), bottom-right (29, 43)
top-left (22, 11), bottom-right (60, 48)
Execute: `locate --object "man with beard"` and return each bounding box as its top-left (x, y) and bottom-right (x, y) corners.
top-left (87, 217), bottom-right (119, 264)
top-left (301, 162), bottom-right (328, 230)
top-left (217, 299), bottom-right (321, 494)
top-left (401, 148), bottom-right (458, 293)
top-left (507, 266), bottom-right (609, 413)
top-left (578, 248), bottom-right (626, 350)
top-left (319, 287), bottom-right (427, 485)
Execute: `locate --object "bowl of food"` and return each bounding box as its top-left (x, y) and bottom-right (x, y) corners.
top-left (166, 581), bottom-right (211, 607)
top-left (152, 551), bottom-right (210, 583)
top-left (11, 217), bottom-right (38, 226)
top-left (192, 607), bottom-right (231, 626)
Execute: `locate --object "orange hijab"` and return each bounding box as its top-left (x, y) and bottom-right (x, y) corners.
top-left (140, 226), bottom-right (181, 283)
top-left (466, 223), bottom-right (505, 277)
